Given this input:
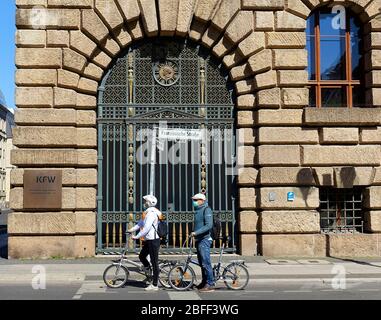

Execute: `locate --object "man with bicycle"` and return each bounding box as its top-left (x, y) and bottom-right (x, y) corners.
top-left (128, 194), bottom-right (162, 291)
top-left (190, 193), bottom-right (215, 292)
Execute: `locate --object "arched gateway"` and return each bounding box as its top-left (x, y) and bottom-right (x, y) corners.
top-left (97, 39), bottom-right (237, 254)
top-left (11, 0), bottom-right (381, 259)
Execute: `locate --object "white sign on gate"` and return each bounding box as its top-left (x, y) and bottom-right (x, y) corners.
top-left (158, 128), bottom-right (204, 141)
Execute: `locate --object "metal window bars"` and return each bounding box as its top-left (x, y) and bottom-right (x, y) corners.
top-left (319, 188), bottom-right (364, 234)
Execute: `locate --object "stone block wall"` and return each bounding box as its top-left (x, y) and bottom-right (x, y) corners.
top-left (10, 0), bottom-right (381, 258)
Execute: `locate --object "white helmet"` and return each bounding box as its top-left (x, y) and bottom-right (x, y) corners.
top-left (143, 194), bottom-right (157, 207)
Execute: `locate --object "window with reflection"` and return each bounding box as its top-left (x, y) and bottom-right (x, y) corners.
top-left (307, 6), bottom-right (364, 108)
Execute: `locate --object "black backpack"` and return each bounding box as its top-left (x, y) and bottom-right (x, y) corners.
top-left (211, 214), bottom-right (222, 240)
top-left (203, 207), bottom-right (221, 240)
top-left (153, 213), bottom-right (168, 242)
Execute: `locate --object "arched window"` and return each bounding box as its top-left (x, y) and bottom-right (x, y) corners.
top-left (307, 6), bottom-right (364, 108)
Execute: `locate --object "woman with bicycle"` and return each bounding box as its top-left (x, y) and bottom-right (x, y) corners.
top-left (128, 194), bottom-right (162, 291)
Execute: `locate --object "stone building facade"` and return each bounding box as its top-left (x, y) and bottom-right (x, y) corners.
top-left (8, 0), bottom-right (381, 258)
top-left (0, 91), bottom-right (15, 208)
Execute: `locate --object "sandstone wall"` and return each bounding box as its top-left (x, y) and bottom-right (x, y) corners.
top-left (10, 0), bottom-right (381, 258)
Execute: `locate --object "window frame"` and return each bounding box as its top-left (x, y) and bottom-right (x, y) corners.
top-left (319, 187), bottom-right (364, 234)
top-left (308, 8), bottom-right (363, 108)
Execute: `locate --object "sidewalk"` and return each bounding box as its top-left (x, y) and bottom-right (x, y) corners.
top-left (1, 255), bottom-right (381, 284)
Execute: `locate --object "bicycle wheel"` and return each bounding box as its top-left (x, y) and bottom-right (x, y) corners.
top-left (103, 264), bottom-right (129, 289)
top-left (168, 264), bottom-right (195, 291)
top-left (222, 263), bottom-right (249, 290)
top-left (158, 261), bottom-right (173, 289)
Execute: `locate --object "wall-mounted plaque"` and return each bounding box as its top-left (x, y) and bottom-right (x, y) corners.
top-left (23, 170), bottom-right (62, 209)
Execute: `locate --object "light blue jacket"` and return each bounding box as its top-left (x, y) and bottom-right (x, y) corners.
top-left (193, 202), bottom-right (213, 241)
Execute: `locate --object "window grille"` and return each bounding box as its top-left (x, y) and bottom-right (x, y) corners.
top-left (319, 188), bottom-right (364, 233)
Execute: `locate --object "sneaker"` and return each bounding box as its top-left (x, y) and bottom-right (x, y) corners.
top-left (198, 285), bottom-right (215, 292)
top-left (145, 284), bottom-right (159, 291)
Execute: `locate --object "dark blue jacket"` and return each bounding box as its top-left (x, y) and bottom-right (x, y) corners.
top-left (193, 202), bottom-right (213, 241)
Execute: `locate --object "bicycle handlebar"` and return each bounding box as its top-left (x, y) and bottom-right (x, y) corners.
top-left (182, 234), bottom-right (231, 250)
top-left (126, 231), bottom-right (231, 250)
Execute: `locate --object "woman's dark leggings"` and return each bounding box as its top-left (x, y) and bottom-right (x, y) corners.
top-left (139, 238), bottom-right (160, 286)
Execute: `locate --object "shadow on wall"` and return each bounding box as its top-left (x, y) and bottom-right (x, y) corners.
top-left (337, 167), bottom-right (357, 189)
top-left (296, 168), bottom-right (316, 207)
top-left (297, 166), bottom-right (359, 206)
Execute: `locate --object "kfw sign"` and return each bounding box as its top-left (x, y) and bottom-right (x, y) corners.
top-left (23, 170), bottom-right (62, 210)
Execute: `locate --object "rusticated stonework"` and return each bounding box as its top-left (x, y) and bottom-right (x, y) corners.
top-left (10, 0), bottom-right (381, 258)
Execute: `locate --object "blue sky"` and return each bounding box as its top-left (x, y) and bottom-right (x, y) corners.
top-left (0, 0), bottom-right (15, 111)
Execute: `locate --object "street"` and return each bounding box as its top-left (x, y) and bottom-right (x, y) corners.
top-left (2, 257), bottom-right (381, 301)
top-left (1, 278), bottom-right (381, 300)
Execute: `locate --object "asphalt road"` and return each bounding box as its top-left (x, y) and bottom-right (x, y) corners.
top-left (1, 278), bottom-right (381, 300)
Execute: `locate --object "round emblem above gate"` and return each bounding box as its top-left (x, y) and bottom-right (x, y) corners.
top-left (153, 61), bottom-right (180, 86)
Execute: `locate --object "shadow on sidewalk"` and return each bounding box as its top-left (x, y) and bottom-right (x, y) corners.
top-left (123, 281), bottom-right (147, 289)
top-left (329, 256), bottom-right (381, 269)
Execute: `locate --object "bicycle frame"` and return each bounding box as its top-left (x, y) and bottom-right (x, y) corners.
top-left (113, 233), bottom-right (175, 276)
top-left (179, 235), bottom-right (229, 280)
top-left (111, 233), bottom-right (150, 277)
top-left (104, 232), bottom-right (179, 289)
top-left (177, 236), bottom-right (199, 273)
top-left (168, 235), bottom-right (249, 291)
top-left (212, 237), bottom-right (227, 280)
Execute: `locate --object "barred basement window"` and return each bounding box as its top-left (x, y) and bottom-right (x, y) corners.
top-left (319, 188), bottom-right (364, 233)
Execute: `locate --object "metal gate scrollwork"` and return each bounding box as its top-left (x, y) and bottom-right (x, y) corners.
top-left (97, 39), bottom-right (237, 254)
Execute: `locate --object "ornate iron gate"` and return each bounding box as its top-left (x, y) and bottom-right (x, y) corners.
top-left (97, 39), bottom-right (237, 254)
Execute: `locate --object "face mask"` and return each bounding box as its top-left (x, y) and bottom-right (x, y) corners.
top-left (192, 201), bottom-right (199, 208)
